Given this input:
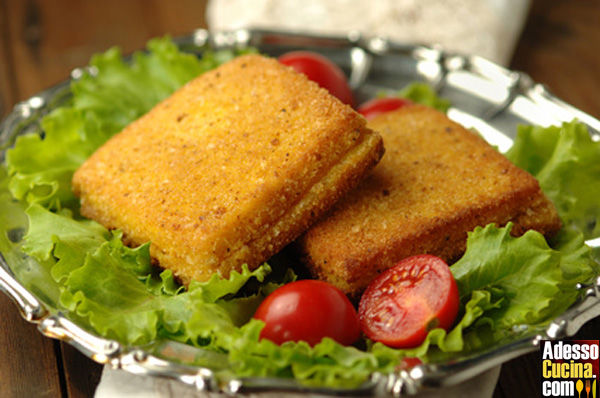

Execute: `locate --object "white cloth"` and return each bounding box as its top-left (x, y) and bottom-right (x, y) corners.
top-left (96, 1), bottom-right (530, 396)
top-left (206, 0), bottom-right (531, 65)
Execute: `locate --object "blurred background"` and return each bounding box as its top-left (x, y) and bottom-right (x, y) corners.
top-left (0, 0), bottom-right (598, 119)
top-left (0, 0), bottom-right (598, 397)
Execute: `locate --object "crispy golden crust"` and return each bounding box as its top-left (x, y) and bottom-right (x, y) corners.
top-left (72, 54), bottom-right (383, 284)
top-left (298, 105), bottom-right (561, 297)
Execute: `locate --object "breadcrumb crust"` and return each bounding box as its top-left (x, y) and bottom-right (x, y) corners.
top-left (299, 105), bottom-right (561, 297)
top-left (72, 54), bottom-right (383, 284)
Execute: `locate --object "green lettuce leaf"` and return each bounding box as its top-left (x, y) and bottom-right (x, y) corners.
top-left (7, 108), bottom-right (92, 209)
top-left (22, 204), bottom-right (108, 264)
top-left (399, 82), bottom-right (451, 113)
top-left (505, 121), bottom-right (600, 238)
top-left (376, 82), bottom-right (450, 113)
top-left (189, 264), bottom-right (274, 304)
top-left (71, 38), bottom-right (207, 135)
top-left (19, 203), bottom-right (281, 346)
top-left (227, 321), bottom-right (386, 388)
top-left (451, 223), bottom-right (598, 338)
top-left (0, 168), bottom-right (61, 306)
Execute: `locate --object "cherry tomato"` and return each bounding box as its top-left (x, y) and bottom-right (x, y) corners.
top-left (279, 51), bottom-right (354, 106)
top-left (253, 280), bottom-right (360, 346)
top-left (397, 357), bottom-right (423, 371)
top-left (358, 255), bottom-right (459, 348)
top-left (357, 97), bottom-right (413, 120)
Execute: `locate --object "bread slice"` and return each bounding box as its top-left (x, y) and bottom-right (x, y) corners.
top-left (298, 105), bottom-right (561, 297)
top-left (72, 54), bottom-right (384, 285)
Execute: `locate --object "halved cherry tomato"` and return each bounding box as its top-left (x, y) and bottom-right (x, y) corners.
top-left (358, 255), bottom-right (459, 348)
top-left (253, 280), bottom-right (360, 346)
top-left (357, 97), bottom-right (413, 120)
top-left (279, 51), bottom-right (354, 106)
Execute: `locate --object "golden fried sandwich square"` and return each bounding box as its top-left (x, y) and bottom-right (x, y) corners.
top-left (72, 54), bottom-right (383, 284)
top-left (299, 105), bottom-right (560, 297)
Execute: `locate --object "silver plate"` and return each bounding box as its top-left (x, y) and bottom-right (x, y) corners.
top-left (1, 29), bottom-right (600, 397)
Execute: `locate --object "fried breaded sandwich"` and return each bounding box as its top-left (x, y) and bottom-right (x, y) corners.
top-left (298, 105), bottom-right (561, 297)
top-left (72, 54), bottom-right (384, 285)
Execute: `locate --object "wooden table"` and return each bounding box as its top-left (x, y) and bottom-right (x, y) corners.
top-left (0, 1), bottom-right (598, 397)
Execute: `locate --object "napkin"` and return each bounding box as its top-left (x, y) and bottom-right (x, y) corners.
top-left (95, 0), bottom-right (530, 396)
top-left (206, 0), bottom-right (531, 66)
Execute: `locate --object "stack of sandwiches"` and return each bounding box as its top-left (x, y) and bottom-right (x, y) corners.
top-left (72, 54), bottom-right (560, 298)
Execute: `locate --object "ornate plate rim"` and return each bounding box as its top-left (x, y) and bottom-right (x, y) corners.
top-left (1, 28), bottom-right (599, 397)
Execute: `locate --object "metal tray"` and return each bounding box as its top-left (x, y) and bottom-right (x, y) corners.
top-left (1, 29), bottom-right (600, 397)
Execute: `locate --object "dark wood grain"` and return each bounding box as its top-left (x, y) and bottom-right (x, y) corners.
top-left (510, 0), bottom-right (600, 117)
top-left (0, 0), bottom-right (598, 397)
top-left (0, 0), bottom-right (18, 117)
top-left (0, 294), bottom-right (64, 397)
top-left (60, 343), bottom-right (103, 398)
top-left (4, 0), bottom-right (206, 103)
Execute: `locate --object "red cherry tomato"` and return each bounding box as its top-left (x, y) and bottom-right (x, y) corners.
top-left (279, 51), bottom-right (354, 106)
top-left (398, 357), bottom-right (423, 371)
top-left (254, 280), bottom-right (360, 346)
top-left (358, 255), bottom-right (459, 348)
top-left (357, 97), bottom-right (413, 120)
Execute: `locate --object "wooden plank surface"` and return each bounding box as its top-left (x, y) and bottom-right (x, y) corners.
top-left (0, 1), bottom-right (598, 397)
top-left (0, 295), bottom-right (64, 397)
top-left (0, 0), bottom-right (18, 117)
top-left (4, 0), bottom-right (207, 103)
top-left (60, 343), bottom-right (103, 398)
top-left (511, 0), bottom-right (600, 116)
